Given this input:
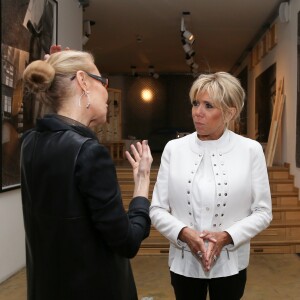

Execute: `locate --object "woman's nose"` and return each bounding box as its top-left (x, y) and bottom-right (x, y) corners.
top-left (195, 104), bottom-right (205, 116)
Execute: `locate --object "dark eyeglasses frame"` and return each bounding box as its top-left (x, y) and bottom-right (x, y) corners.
top-left (70, 72), bottom-right (108, 88)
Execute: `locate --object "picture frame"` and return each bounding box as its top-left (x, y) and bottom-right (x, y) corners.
top-left (1, 0), bottom-right (58, 191)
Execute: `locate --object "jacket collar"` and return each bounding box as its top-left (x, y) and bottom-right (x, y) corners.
top-left (189, 129), bottom-right (238, 155)
top-left (35, 114), bottom-right (97, 140)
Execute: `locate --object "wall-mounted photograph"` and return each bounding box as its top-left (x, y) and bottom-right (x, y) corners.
top-left (1, 0), bottom-right (57, 191)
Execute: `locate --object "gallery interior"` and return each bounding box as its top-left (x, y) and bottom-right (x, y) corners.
top-left (1, 0), bottom-right (300, 299)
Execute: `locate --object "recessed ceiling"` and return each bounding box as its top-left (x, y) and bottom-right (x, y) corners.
top-left (83, 0), bottom-right (284, 75)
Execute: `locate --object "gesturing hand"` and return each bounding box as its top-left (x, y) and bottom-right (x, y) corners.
top-left (125, 140), bottom-right (153, 198)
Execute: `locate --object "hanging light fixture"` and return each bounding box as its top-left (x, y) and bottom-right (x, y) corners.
top-left (148, 65), bottom-right (159, 79)
top-left (131, 65), bottom-right (138, 77)
top-left (182, 30), bottom-right (195, 44)
top-left (181, 13), bottom-right (195, 45)
top-left (182, 41), bottom-right (195, 57)
top-left (181, 12), bottom-right (199, 73)
top-left (185, 54), bottom-right (194, 66)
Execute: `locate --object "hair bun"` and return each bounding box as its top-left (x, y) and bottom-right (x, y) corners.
top-left (23, 60), bottom-right (55, 93)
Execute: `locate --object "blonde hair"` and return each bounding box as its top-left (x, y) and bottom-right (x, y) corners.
top-left (189, 72), bottom-right (245, 123)
top-left (23, 50), bottom-right (95, 112)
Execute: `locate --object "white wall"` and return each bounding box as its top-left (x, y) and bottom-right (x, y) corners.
top-left (0, 190), bottom-right (25, 283)
top-left (280, 0), bottom-right (300, 192)
top-left (235, 0), bottom-right (300, 195)
top-left (0, 0), bottom-right (83, 284)
top-left (57, 0), bottom-right (83, 50)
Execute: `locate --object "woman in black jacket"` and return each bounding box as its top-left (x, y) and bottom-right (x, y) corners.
top-left (21, 48), bottom-right (152, 300)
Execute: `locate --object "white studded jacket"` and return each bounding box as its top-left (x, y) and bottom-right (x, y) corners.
top-left (150, 130), bottom-right (272, 278)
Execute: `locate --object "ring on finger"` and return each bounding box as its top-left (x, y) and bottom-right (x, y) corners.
top-left (197, 250), bottom-right (202, 258)
top-left (213, 254), bottom-right (217, 261)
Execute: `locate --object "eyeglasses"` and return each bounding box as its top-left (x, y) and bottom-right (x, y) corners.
top-left (86, 72), bottom-right (109, 88)
top-left (70, 72), bottom-right (109, 88)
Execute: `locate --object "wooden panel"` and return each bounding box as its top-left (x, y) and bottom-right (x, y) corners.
top-left (270, 182), bottom-right (295, 192)
top-left (251, 245), bottom-right (292, 254)
top-left (287, 227), bottom-right (300, 239)
top-left (271, 211), bottom-right (282, 221)
top-left (272, 196), bottom-right (299, 206)
top-left (253, 228), bottom-right (286, 241)
top-left (285, 211), bottom-right (300, 221)
top-left (96, 88), bottom-right (122, 142)
top-left (268, 170), bottom-right (290, 179)
top-left (265, 78), bottom-right (285, 167)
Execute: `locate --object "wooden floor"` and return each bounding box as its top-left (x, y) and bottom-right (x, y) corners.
top-left (0, 254), bottom-right (300, 300)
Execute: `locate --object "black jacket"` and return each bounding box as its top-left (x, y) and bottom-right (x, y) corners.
top-left (21, 114), bottom-right (151, 300)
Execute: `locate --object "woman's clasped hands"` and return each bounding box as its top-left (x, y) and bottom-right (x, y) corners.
top-left (179, 227), bottom-right (233, 272)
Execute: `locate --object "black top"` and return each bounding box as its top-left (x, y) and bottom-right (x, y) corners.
top-left (21, 114), bottom-right (151, 300)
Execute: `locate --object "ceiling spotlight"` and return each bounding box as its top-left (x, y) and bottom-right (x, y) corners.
top-left (78, 0), bottom-right (89, 8)
top-left (148, 65), bottom-right (159, 79)
top-left (186, 55), bottom-right (194, 66)
top-left (148, 65), bottom-right (155, 75)
top-left (187, 49), bottom-right (195, 57)
top-left (182, 42), bottom-right (192, 53)
top-left (82, 20), bottom-right (95, 45)
top-left (182, 30), bottom-right (195, 44)
top-left (191, 62), bottom-right (199, 70)
top-left (131, 65), bottom-right (138, 77)
top-left (181, 13), bottom-right (195, 44)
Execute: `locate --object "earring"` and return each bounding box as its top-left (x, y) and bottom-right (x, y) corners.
top-left (78, 90), bottom-right (90, 108)
top-left (78, 91), bottom-right (85, 107)
top-left (86, 91), bottom-right (90, 109)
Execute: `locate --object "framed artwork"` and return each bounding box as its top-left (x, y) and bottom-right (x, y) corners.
top-left (1, 0), bottom-right (58, 191)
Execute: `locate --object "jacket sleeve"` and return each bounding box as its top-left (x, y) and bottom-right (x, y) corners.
top-left (75, 140), bottom-right (151, 258)
top-left (225, 142), bottom-right (273, 248)
top-left (150, 142), bottom-right (188, 245)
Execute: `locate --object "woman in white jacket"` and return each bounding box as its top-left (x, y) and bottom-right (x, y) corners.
top-left (150, 72), bottom-right (272, 300)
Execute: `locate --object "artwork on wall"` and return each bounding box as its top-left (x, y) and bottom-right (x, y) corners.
top-left (1, 0), bottom-right (58, 191)
top-left (255, 63), bottom-right (276, 143)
